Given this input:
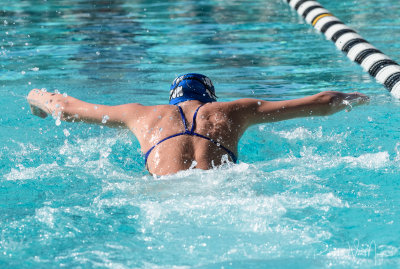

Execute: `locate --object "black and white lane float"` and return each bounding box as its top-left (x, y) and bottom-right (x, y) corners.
top-left (286, 0), bottom-right (400, 98)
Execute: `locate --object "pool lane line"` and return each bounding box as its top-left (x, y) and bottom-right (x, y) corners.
top-left (286, 0), bottom-right (400, 98)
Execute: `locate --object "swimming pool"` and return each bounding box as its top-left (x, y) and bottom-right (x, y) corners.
top-left (1, 0), bottom-right (399, 267)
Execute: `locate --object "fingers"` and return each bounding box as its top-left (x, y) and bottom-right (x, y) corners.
top-left (27, 88), bottom-right (41, 98)
top-left (27, 89), bottom-right (50, 118)
top-left (346, 92), bottom-right (370, 104)
top-left (30, 104), bottom-right (48, 118)
top-left (341, 93), bottom-right (369, 112)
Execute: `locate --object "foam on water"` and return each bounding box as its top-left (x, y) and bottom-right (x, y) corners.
top-left (5, 162), bottom-right (59, 181)
top-left (2, 118), bottom-right (400, 267)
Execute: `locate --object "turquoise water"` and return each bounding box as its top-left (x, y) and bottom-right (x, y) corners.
top-left (1, 0), bottom-right (400, 267)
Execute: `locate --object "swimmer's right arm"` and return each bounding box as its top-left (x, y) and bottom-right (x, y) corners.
top-left (27, 89), bottom-right (142, 128)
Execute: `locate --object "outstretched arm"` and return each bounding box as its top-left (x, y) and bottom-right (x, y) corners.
top-left (232, 91), bottom-right (369, 126)
top-left (27, 89), bottom-right (141, 128)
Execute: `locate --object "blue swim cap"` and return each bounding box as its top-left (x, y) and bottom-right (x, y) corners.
top-left (169, 73), bottom-right (217, 105)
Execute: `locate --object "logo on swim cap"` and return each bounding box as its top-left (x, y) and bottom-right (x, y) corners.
top-left (169, 73), bottom-right (217, 105)
top-left (169, 86), bottom-right (184, 100)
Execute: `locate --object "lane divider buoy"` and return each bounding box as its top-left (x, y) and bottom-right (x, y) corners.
top-left (286, 0), bottom-right (400, 98)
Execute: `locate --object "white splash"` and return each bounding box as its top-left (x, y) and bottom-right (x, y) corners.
top-left (343, 152), bottom-right (390, 169)
top-left (5, 162), bottom-right (59, 181)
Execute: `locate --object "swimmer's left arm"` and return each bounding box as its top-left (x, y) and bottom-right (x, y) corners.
top-left (27, 89), bottom-right (141, 128)
top-left (232, 91), bottom-right (369, 126)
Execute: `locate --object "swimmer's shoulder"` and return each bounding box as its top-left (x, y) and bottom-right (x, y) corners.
top-left (205, 99), bottom-right (260, 112)
top-left (121, 103), bottom-right (168, 112)
top-left (123, 103), bottom-right (179, 119)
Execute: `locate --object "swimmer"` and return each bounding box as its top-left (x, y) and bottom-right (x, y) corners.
top-left (27, 73), bottom-right (369, 175)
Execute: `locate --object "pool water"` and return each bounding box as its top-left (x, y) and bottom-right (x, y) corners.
top-left (1, 0), bottom-right (400, 268)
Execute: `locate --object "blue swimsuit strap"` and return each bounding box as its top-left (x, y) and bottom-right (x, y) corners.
top-left (184, 104), bottom-right (237, 163)
top-left (144, 104), bottom-right (237, 165)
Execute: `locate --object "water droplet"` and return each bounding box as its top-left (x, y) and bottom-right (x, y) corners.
top-left (94, 106), bottom-right (98, 110)
top-left (63, 129), bottom-right (70, 137)
top-left (102, 115), bottom-right (110, 123)
top-left (21, 71), bottom-right (26, 75)
top-left (62, 93), bottom-right (68, 97)
top-left (96, 51), bottom-right (100, 55)
top-left (55, 119), bottom-right (61, 126)
top-left (189, 160), bottom-right (197, 169)
top-left (257, 101), bottom-right (261, 106)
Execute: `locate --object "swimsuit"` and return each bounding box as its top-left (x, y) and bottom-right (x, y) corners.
top-left (144, 104), bottom-right (238, 166)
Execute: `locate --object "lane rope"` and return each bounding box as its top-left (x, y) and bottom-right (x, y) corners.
top-left (286, 0), bottom-right (400, 98)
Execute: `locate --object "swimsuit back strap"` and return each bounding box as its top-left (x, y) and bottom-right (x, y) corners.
top-left (145, 131), bottom-right (238, 165)
top-left (190, 104), bottom-right (206, 133)
top-left (176, 105), bottom-right (189, 132)
top-left (145, 103), bottom-right (238, 166)
top-left (192, 133), bottom-right (238, 163)
top-left (145, 104), bottom-right (203, 165)
top-left (144, 132), bottom-right (186, 165)
top-left (189, 104), bottom-right (237, 163)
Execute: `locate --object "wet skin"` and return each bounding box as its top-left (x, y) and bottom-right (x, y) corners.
top-left (27, 89), bottom-right (369, 175)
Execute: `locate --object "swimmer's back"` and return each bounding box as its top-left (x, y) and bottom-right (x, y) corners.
top-left (127, 100), bottom-right (243, 175)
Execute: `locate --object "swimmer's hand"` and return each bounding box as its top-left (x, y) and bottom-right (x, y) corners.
top-left (27, 89), bottom-right (50, 118)
top-left (30, 103), bottom-right (48, 118)
top-left (330, 91), bottom-right (370, 112)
